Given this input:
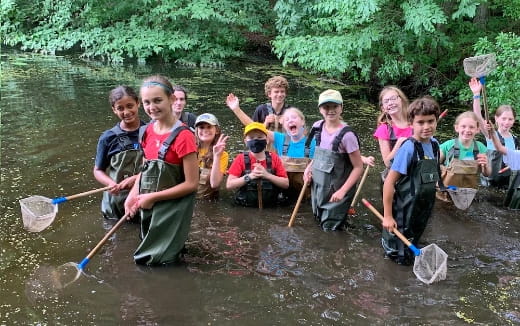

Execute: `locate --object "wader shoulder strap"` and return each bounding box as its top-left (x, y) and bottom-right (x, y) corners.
top-left (282, 134), bottom-right (290, 156)
top-left (244, 151), bottom-right (251, 174)
top-left (243, 151), bottom-right (272, 174)
top-left (332, 125), bottom-right (356, 152)
top-left (158, 120), bottom-right (188, 161)
top-left (138, 123), bottom-right (149, 143)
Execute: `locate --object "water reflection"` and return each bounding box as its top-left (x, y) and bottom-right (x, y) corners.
top-left (1, 49), bottom-right (519, 325)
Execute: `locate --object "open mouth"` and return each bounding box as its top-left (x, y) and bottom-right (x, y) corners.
top-left (288, 123), bottom-right (298, 132)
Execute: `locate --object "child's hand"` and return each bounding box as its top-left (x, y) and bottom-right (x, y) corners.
top-left (107, 182), bottom-right (120, 195)
top-left (136, 193), bottom-right (154, 210)
top-left (303, 164), bottom-right (313, 183)
top-left (118, 176), bottom-right (136, 191)
top-left (330, 188), bottom-right (347, 202)
top-left (251, 163), bottom-right (268, 179)
top-left (213, 134), bottom-right (228, 157)
top-left (476, 153), bottom-right (488, 166)
top-left (124, 195), bottom-right (139, 218)
top-left (226, 93), bottom-right (240, 110)
top-left (361, 155), bottom-right (375, 166)
top-left (382, 215), bottom-right (397, 232)
top-left (469, 77), bottom-right (482, 95)
top-left (264, 114), bottom-right (275, 126)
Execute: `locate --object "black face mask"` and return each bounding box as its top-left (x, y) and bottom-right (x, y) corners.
top-left (246, 139), bottom-right (267, 153)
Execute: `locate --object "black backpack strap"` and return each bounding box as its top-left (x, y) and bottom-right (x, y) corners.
top-left (307, 120), bottom-right (325, 147)
top-left (282, 134), bottom-right (290, 156)
top-left (243, 151), bottom-right (251, 174)
top-left (265, 151), bottom-right (272, 170)
top-left (332, 125), bottom-right (357, 152)
top-left (158, 120), bottom-right (187, 161)
top-left (432, 140), bottom-right (446, 191)
top-left (514, 135), bottom-right (520, 150)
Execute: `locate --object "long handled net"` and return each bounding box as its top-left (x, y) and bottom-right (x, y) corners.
top-left (463, 54), bottom-right (497, 78)
top-left (20, 196), bottom-right (58, 232)
top-left (463, 53), bottom-right (497, 125)
top-left (362, 199), bottom-right (448, 284)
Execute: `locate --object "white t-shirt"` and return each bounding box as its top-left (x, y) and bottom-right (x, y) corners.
top-left (503, 149), bottom-right (520, 170)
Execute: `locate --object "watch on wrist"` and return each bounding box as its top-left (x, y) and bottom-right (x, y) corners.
top-left (244, 174), bottom-right (251, 183)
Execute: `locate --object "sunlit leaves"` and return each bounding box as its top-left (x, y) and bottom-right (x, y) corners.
top-left (401, 0), bottom-right (447, 34)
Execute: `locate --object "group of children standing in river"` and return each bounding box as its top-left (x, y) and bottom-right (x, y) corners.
top-left (93, 74), bottom-right (519, 266)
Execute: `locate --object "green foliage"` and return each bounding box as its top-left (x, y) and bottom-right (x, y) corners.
top-left (469, 32), bottom-right (520, 115)
top-left (1, 0), bottom-right (273, 65)
top-left (272, 0), bottom-right (519, 102)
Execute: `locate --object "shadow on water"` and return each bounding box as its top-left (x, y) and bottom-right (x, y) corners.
top-left (1, 49), bottom-right (519, 324)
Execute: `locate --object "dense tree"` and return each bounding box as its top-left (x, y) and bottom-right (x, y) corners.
top-left (1, 0), bottom-right (518, 107)
top-left (272, 0), bottom-right (519, 105)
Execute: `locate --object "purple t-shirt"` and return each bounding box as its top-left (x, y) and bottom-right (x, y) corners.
top-left (373, 123), bottom-right (412, 141)
top-left (312, 120), bottom-right (359, 153)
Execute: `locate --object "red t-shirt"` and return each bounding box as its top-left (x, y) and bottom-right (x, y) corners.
top-left (228, 152), bottom-right (288, 178)
top-left (142, 123), bottom-right (197, 164)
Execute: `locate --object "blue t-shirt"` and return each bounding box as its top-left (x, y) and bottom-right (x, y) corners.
top-left (95, 122), bottom-right (144, 170)
top-left (391, 138), bottom-right (436, 176)
top-left (485, 131), bottom-right (516, 151)
top-left (272, 131), bottom-right (316, 159)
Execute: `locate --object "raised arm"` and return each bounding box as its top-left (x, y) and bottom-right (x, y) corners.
top-left (226, 93), bottom-right (274, 143)
top-left (469, 78), bottom-right (488, 136)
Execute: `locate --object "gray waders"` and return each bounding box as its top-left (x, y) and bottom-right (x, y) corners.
top-left (102, 127), bottom-right (143, 220)
top-left (309, 123), bottom-right (357, 231)
top-left (134, 122), bottom-right (195, 265)
top-left (382, 138), bottom-right (440, 265)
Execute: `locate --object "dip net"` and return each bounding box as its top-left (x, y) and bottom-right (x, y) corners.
top-left (19, 196), bottom-right (58, 232)
top-left (447, 187), bottom-right (477, 210)
top-left (413, 244), bottom-right (448, 285)
top-left (463, 53), bottom-right (497, 78)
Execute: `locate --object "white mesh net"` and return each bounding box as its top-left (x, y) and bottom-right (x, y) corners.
top-left (463, 53), bottom-right (497, 78)
top-left (447, 187), bottom-right (477, 210)
top-left (413, 244), bottom-right (448, 284)
top-left (19, 196), bottom-right (58, 232)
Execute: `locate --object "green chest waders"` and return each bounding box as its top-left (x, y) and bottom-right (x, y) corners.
top-left (235, 152), bottom-right (283, 207)
top-left (382, 139), bottom-right (440, 265)
top-left (311, 147), bottom-right (355, 230)
top-left (102, 147), bottom-right (143, 220)
top-left (134, 122), bottom-right (195, 265)
top-left (134, 159), bottom-right (195, 265)
top-left (308, 123), bottom-right (357, 231)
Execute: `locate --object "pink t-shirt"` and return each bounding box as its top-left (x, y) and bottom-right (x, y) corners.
top-left (373, 123), bottom-right (412, 141)
top-left (312, 120), bottom-right (359, 154)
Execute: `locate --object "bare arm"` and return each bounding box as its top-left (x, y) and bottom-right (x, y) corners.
top-left (226, 93), bottom-right (274, 143)
top-left (378, 137), bottom-right (407, 167)
top-left (382, 169), bottom-right (400, 231)
top-left (469, 77), bottom-right (488, 136)
top-left (209, 135), bottom-right (229, 189)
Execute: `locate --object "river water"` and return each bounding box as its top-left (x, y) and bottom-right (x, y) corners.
top-left (1, 50), bottom-right (518, 325)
